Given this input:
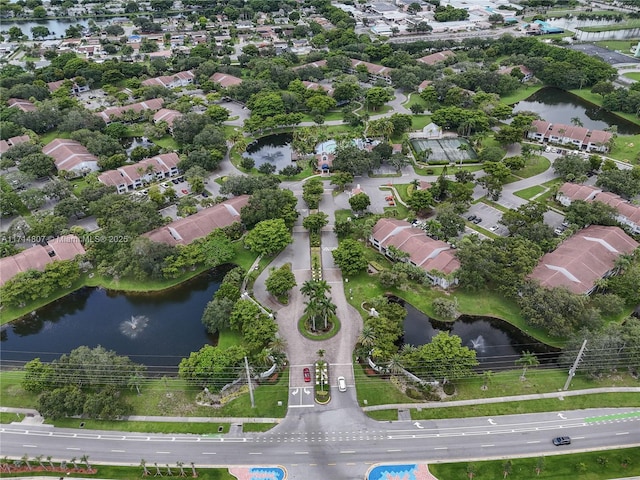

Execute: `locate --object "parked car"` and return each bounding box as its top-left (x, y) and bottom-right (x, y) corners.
top-left (489, 225), bottom-right (498, 232)
top-left (303, 367), bottom-right (311, 383)
top-left (337, 376), bottom-right (347, 392)
top-left (172, 178), bottom-right (180, 185)
top-left (181, 189), bottom-right (189, 195)
top-left (201, 192), bottom-right (209, 198)
top-left (467, 214), bottom-right (477, 221)
top-left (553, 436), bottom-right (571, 446)
top-left (472, 217), bottom-right (482, 224)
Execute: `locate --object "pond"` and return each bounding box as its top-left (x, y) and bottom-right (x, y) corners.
top-left (244, 133), bottom-right (294, 172)
top-left (1, 19), bottom-right (90, 39)
top-left (401, 301), bottom-right (559, 370)
top-left (513, 87), bottom-right (640, 135)
top-left (0, 268), bottom-right (228, 372)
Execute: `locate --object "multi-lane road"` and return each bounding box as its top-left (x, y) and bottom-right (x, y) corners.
top-left (2, 407), bottom-right (639, 479)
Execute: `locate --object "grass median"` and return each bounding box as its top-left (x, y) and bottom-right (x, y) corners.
top-left (431, 447), bottom-right (640, 480)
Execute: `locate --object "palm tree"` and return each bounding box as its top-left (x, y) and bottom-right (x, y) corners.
top-left (387, 353), bottom-right (405, 375)
top-left (303, 297), bottom-right (319, 331)
top-left (154, 462), bottom-right (162, 476)
top-left (166, 464), bottom-right (173, 476)
top-left (570, 117), bottom-right (583, 127)
top-left (70, 457), bottom-right (78, 470)
top-left (317, 295), bottom-right (337, 329)
top-left (46, 456), bottom-right (54, 471)
top-left (21, 454), bottom-right (31, 471)
top-left (535, 456), bottom-right (545, 476)
top-left (515, 351), bottom-right (539, 380)
top-left (177, 461), bottom-right (186, 477)
top-left (317, 349), bottom-right (325, 359)
top-left (268, 336), bottom-right (287, 355)
top-left (358, 324), bottom-right (377, 350)
top-left (190, 462), bottom-right (197, 477)
top-left (140, 459), bottom-right (150, 476)
top-left (1, 457), bottom-right (10, 473)
top-left (35, 455), bottom-right (45, 470)
top-left (81, 455), bottom-right (91, 471)
top-left (422, 147), bottom-right (433, 162)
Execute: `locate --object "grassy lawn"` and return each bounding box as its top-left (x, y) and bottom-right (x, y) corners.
top-left (154, 135), bottom-right (179, 150)
top-left (411, 114), bottom-right (432, 131)
top-left (623, 72), bottom-right (640, 81)
top-left (580, 19), bottom-right (640, 31)
top-left (354, 362), bottom-right (414, 407)
top-left (413, 163), bottom-right (484, 176)
top-left (500, 84), bottom-right (544, 105)
top-left (39, 130), bottom-right (71, 144)
top-left (515, 155), bottom-right (551, 178)
top-left (0, 465), bottom-right (236, 479)
top-left (403, 92), bottom-right (426, 109)
top-left (242, 422), bottom-right (277, 432)
top-left (411, 392), bottom-right (640, 420)
top-left (514, 185), bottom-right (546, 200)
top-left (431, 447), bottom-right (640, 480)
top-left (217, 328), bottom-right (243, 349)
top-left (52, 418), bottom-right (231, 434)
top-left (610, 133), bottom-right (640, 164)
top-left (595, 40), bottom-right (639, 52)
top-left (367, 104), bottom-right (393, 115)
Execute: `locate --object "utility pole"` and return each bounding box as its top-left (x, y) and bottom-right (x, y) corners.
top-left (563, 339), bottom-right (587, 391)
top-left (244, 356), bottom-right (255, 408)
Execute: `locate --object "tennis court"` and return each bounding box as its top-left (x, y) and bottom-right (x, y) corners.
top-left (410, 137), bottom-right (476, 163)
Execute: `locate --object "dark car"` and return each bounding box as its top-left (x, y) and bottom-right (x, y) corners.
top-left (553, 436), bottom-right (571, 446)
top-left (472, 217), bottom-right (482, 224)
top-left (201, 192), bottom-right (209, 198)
top-left (303, 367), bottom-right (311, 383)
top-left (172, 178), bottom-right (180, 185)
top-left (467, 214), bottom-right (477, 221)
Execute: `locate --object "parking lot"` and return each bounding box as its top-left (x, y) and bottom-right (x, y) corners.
top-left (465, 202), bottom-right (507, 236)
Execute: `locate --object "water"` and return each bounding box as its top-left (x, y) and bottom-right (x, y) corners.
top-left (1, 19), bottom-right (90, 39)
top-left (244, 133), bottom-right (294, 172)
top-left (402, 301), bottom-right (559, 370)
top-left (513, 87), bottom-right (640, 135)
top-left (0, 268), bottom-right (229, 371)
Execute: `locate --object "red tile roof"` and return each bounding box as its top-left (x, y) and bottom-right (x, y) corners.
top-left (292, 60), bottom-right (327, 71)
top-left (153, 108), bottom-right (183, 127)
top-left (42, 139), bottom-right (99, 173)
top-left (350, 58), bottom-right (392, 76)
top-left (96, 98), bottom-right (164, 122)
top-left (144, 196), bottom-right (249, 246)
top-left (528, 225), bottom-right (638, 294)
top-left (558, 182), bottom-right (600, 202)
top-left (0, 135), bottom-right (30, 155)
top-left (7, 98), bottom-right (36, 112)
top-left (0, 235), bottom-right (85, 286)
top-left (141, 70), bottom-right (194, 88)
top-left (416, 50), bottom-right (455, 65)
top-left (210, 72), bottom-right (243, 88)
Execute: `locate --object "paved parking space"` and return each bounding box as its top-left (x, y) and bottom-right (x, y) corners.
top-left (465, 202), bottom-right (507, 236)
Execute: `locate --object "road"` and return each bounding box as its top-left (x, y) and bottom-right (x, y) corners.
top-left (1, 408), bottom-right (639, 478)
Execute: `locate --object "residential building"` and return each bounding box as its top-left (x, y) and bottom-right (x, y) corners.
top-left (96, 98), bottom-right (164, 124)
top-left (141, 70), bottom-right (195, 89)
top-left (557, 182), bottom-right (640, 235)
top-left (292, 60), bottom-right (328, 71)
top-left (0, 135), bottom-right (30, 156)
top-left (301, 81), bottom-right (334, 96)
top-left (47, 80), bottom-right (90, 94)
top-left (7, 98), bottom-right (36, 112)
top-left (0, 235), bottom-right (86, 286)
top-left (98, 153), bottom-right (181, 193)
top-left (416, 50), bottom-right (455, 66)
top-left (497, 65), bottom-right (533, 82)
top-left (153, 108), bottom-right (183, 130)
top-left (144, 195), bottom-right (250, 246)
top-left (370, 218), bottom-right (460, 288)
top-left (528, 225), bottom-right (638, 295)
top-left (527, 120), bottom-right (612, 152)
top-left (349, 58), bottom-right (393, 84)
top-left (210, 72), bottom-right (243, 88)
top-left (42, 139), bottom-right (99, 175)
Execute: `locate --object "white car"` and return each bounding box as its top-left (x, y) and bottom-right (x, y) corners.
top-left (337, 376), bottom-right (347, 392)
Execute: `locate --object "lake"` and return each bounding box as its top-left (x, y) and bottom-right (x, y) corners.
top-left (244, 133), bottom-right (294, 172)
top-left (0, 268), bottom-right (228, 371)
top-left (513, 87), bottom-right (640, 135)
top-left (402, 301), bottom-right (559, 370)
top-left (1, 19), bottom-right (90, 39)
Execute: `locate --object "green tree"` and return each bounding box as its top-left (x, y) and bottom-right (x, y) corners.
top-left (265, 263), bottom-right (297, 299)
top-left (401, 331), bottom-right (478, 383)
top-left (365, 87), bottom-right (392, 111)
top-left (178, 344), bottom-right (247, 391)
top-left (332, 239), bottom-right (368, 276)
top-left (244, 218), bottom-right (292, 256)
top-left (515, 351), bottom-right (539, 380)
top-left (407, 188), bottom-right (433, 216)
top-left (553, 153), bottom-right (590, 181)
top-left (18, 153), bottom-right (55, 178)
top-left (303, 212), bottom-right (329, 234)
top-left (201, 297), bottom-right (235, 334)
top-left (349, 192), bottom-right (371, 214)
top-left (330, 171), bottom-right (353, 191)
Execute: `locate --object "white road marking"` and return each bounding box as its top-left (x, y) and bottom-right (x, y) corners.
top-left (616, 432), bottom-right (629, 435)
top-left (434, 447), bottom-right (448, 450)
top-left (248, 452), bottom-right (262, 455)
top-left (111, 450), bottom-right (125, 453)
top-left (340, 450), bottom-right (355, 454)
top-left (387, 449), bottom-right (402, 452)
top-left (481, 444), bottom-right (495, 447)
top-left (22, 444), bottom-right (38, 448)
top-left (201, 452), bottom-right (216, 455)
top-left (527, 441), bottom-right (541, 444)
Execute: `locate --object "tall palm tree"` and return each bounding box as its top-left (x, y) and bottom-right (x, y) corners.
top-left (81, 455), bottom-right (90, 471)
top-left (515, 351), bottom-right (539, 380)
top-left (317, 295), bottom-right (337, 329)
top-left (387, 353), bottom-right (405, 375)
top-left (176, 461), bottom-right (186, 477)
top-left (268, 336), bottom-right (287, 355)
top-left (304, 298), bottom-right (320, 331)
